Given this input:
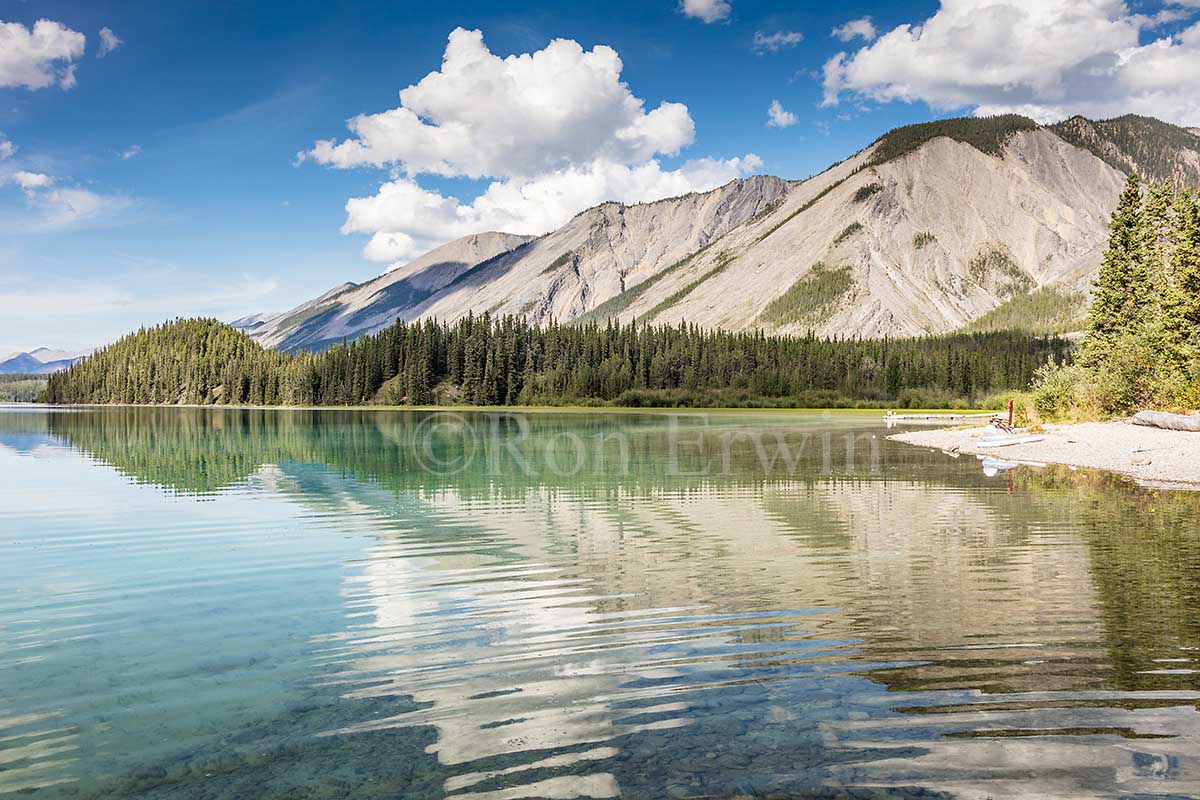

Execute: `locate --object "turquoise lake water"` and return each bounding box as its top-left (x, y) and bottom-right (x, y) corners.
top-left (2, 406), bottom-right (1199, 799)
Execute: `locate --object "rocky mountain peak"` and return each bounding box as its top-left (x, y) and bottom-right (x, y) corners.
top-left (253, 114), bottom-right (1200, 352)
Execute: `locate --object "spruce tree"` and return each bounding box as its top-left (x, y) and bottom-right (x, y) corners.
top-left (1084, 172), bottom-right (1149, 364)
top-left (1164, 189), bottom-right (1200, 367)
top-left (1142, 180), bottom-right (1175, 297)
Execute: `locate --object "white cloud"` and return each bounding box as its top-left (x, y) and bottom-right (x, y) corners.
top-left (679, 0), bottom-right (731, 23)
top-left (752, 30), bottom-right (803, 53)
top-left (346, 154), bottom-right (762, 263)
top-left (303, 28), bottom-right (694, 179)
top-left (831, 17), bottom-right (877, 42)
top-left (306, 28), bottom-right (760, 268)
top-left (2, 169), bottom-right (135, 232)
top-left (0, 135), bottom-right (14, 161)
top-left (119, 144), bottom-right (141, 160)
top-left (0, 18), bottom-right (86, 90)
top-left (97, 27), bottom-right (120, 57)
top-left (821, 0), bottom-right (1200, 126)
top-left (767, 100), bottom-right (799, 128)
top-left (9, 171), bottom-right (55, 190)
top-left (23, 187), bottom-right (135, 231)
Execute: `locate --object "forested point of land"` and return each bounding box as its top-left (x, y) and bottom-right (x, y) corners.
top-left (43, 315), bottom-right (1068, 409)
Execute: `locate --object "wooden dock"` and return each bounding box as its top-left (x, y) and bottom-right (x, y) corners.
top-left (886, 411), bottom-right (995, 422)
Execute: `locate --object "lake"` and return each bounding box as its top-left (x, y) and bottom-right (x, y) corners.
top-left (2, 406), bottom-right (1199, 799)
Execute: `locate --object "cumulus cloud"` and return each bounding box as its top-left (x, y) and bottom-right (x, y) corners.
top-left (303, 28), bottom-right (694, 179)
top-left (821, 0), bottom-right (1200, 125)
top-left (679, 0), bottom-right (731, 23)
top-left (831, 17), bottom-right (877, 42)
top-left (0, 18), bottom-right (86, 89)
top-left (8, 171), bottom-right (55, 190)
top-left (346, 154), bottom-right (763, 262)
top-left (0, 135), bottom-right (14, 161)
top-left (306, 28), bottom-right (761, 267)
top-left (97, 26), bottom-right (120, 57)
top-left (766, 100), bottom-right (798, 128)
top-left (752, 30), bottom-right (803, 53)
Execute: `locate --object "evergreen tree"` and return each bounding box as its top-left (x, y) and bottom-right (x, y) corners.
top-left (1142, 180), bottom-right (1176, 295)
top-left (1164, 189), bottom-right (1200, 368)
top-left (45, 315), bottom-right (1071, 409)
top-left (1084, 173), bottom-right (1150, 364)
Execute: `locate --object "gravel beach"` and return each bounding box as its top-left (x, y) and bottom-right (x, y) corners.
top-left (891, 420), bottom-right (1200, 489)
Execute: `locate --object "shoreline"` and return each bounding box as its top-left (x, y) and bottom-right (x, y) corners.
top-left (890, 421), bottom-right (1200, 490)
top-left (3, 402), bottom-right (995, 417)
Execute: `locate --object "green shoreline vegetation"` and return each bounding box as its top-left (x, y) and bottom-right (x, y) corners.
top-left (42, 316), bottom-right (1066, 411)
top-left (1013, 176), bottom-right (1200, 422)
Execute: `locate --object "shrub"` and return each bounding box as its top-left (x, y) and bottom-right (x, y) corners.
top-left (833, 222), bottom-right (863, 245)
top-left (1173, 381), bottom-right (1200, 411)
top-left (1086, 332), bottom-right (1172, 415)
top-left (895, 387), bottom-right (971, 409)
top-left (374, 374), bottom-right (406, 405)
top-left (913, 232), bottom-right (936, 249)
top-left (968, 246), bottom-right (1034, 298)
top-left (540, 251), bottom-right (575, 275)
top-left (853, 183), bottom-right (883, 203)
top-left (1030, 361), bottom-right (1086, 420)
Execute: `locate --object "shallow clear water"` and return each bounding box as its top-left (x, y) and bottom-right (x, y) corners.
top-left (2, 407), bottom-right (1200, 799)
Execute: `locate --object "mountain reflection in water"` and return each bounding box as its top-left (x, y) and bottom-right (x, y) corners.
top-left (1, 407), bottom-right (1199, 799)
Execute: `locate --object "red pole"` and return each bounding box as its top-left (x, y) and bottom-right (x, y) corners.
top-left (1009, 399), bottom-right (1014, 427)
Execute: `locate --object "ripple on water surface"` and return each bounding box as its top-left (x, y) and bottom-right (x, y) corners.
top-left (1, 407), bottom-right (1200, 799)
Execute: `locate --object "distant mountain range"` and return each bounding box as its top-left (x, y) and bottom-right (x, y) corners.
top-left (0, 348), bottom-right (92, 375)
top-left (235, 114), bottom-right (1200, 350)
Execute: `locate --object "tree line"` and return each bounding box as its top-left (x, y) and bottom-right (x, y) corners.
top-left (43, 314), bottom-right (1068, 409)
top-left (0, 374), bottom-right (48, 403)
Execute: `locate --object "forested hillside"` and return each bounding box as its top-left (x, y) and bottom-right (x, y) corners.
top-left (44, 316), bottom-right (1068, 409)
top-left (868, 114), bottom-right (1039, 164)
top-left (0, 375), bottom-right (48, 403)
top-left (1049, 115), bottom-right (1200, 186)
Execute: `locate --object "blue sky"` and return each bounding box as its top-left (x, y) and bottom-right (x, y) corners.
top-left (2, 0), bottom-right (1198, 352)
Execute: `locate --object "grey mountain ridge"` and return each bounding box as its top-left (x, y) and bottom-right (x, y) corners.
top-left (252, 114), bottom-right (1200, 351)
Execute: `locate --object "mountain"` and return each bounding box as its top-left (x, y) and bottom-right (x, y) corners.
top-left (258, 182), bottom-right (787, 350)
top-left (257, 114), bottom-right (1200, 349)
top-left (253, 232), bottom-right (533, 350)
top-left (230, 313), bottom-right (278, 332)
top-left (0, 348), bottom-right (90, 375)
top-left (1048, 114), bottom-right (1200, 186)
top-left (28, 347), bottom-right (90, 363)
